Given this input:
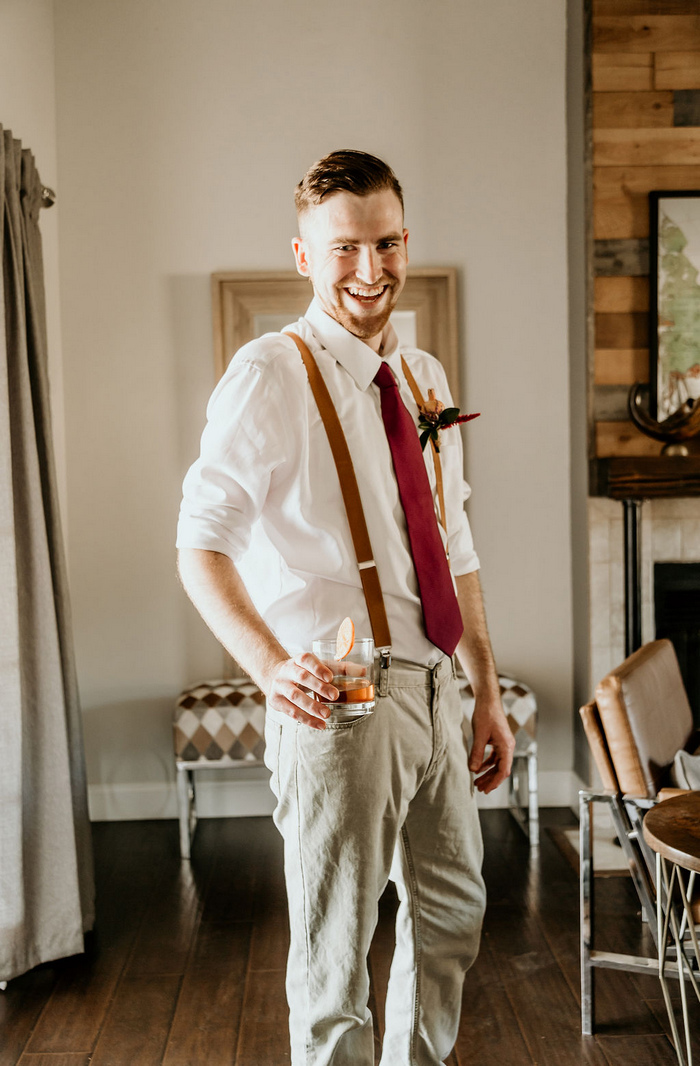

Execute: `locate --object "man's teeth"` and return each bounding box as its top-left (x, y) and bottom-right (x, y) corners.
top-left (347, 286), bottom-right (385, 298)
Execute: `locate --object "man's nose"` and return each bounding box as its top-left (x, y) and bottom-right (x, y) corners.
top-left (355, 247), bottom-right (382, 285)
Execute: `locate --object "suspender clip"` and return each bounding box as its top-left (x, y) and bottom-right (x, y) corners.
top-left (378, 647), bottom-right (391, 696)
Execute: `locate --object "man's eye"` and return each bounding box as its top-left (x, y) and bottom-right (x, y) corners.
top-left (379, 242), bottom-right (398, 250)
top-left (335, 245), bottom-right (355, 252)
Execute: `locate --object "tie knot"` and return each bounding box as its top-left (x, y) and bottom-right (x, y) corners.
top-left (374, 361), bottom-right (397, 390)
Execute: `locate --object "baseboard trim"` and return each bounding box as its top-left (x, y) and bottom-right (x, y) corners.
top-left (89, 768), bottom-right (582, 821)
top-left (88, 776), bottom-right (276, 822)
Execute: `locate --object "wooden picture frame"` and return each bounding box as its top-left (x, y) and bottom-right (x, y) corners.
top-left (650, 190), bottom-right (700, 421)
top-left (211, 268), bottom-right (460, 401)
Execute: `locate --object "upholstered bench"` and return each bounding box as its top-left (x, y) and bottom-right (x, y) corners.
top-left (457, 673), bottom-right (539, 845)
top-left (173, 678), bottom-right (266, 858)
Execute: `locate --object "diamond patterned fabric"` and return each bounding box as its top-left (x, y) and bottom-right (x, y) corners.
top-left (173, 679), bottom-right (266, 763)
top-left (457, 674), bottom-right (537, 754)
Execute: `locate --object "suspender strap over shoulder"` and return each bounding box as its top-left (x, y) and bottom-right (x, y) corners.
top-left (400, 356), bottom-right (448, 546)
top-left (284, 331), bottom-right (392, 653)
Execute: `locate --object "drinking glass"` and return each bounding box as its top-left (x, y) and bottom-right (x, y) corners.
top-left (311, 637), bottom-right (375, 721)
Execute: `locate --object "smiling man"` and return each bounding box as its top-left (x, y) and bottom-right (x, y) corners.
top-left (177, 150), bottom-right (513, 1066)
top-left (291, 181), bottom-right (408, 344)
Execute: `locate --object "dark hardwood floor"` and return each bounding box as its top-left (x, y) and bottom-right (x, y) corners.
top-left (1, 809), bottom-right (698, 1065)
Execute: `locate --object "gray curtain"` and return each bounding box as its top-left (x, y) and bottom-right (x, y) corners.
top-left (0, 126), bottom-right (94, 981)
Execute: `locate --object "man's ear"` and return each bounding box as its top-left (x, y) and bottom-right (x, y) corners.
top-left (291, 237), bottom-right (310, 278)
top-left (403, 228), bottom-right (409, 264)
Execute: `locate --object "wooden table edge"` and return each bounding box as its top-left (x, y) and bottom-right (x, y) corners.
top-left (642, 792), bottom-right (700, 875)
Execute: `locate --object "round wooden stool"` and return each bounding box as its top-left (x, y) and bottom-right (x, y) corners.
top-left (643, 792), bottom-right (700, 1066)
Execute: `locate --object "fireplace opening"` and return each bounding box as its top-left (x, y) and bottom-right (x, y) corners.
top-left (654, 562), bottom-right (700, 728)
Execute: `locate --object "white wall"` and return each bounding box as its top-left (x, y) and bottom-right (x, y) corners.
top-left (0, 0), bottom-right (66, 508)
top-left (53, 0), bottom-right (573, 817)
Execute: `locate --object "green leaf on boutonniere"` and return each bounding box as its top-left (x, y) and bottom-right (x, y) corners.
top-left (442, 407), bottom-right (460, 423)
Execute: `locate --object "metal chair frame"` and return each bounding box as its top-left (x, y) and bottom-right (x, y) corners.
top-left (579, 785), bottom-right (693, 1036)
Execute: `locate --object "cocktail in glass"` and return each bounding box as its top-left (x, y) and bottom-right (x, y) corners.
top-left (312, 637), bottom-right (375, 721)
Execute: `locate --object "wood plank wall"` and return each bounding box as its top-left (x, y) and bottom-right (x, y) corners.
top-left (591, 0), bottom-right (700, 466)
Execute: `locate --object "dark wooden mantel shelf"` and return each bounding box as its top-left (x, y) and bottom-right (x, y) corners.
top-left (599, 457), bottom-right (700, 500)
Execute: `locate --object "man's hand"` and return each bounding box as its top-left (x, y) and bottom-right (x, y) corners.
top-left (266, 654), bottom-right (339, 730)
top-left (177, 549), bottom-right (338, 730)
top-left (468, 695), bottom-right (515, 794)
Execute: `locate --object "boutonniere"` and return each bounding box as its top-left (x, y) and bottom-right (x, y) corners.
top-left (418, 390), bottom-right (480, 451)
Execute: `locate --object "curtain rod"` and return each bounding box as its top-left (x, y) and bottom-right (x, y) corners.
top-left (41, 187), bottom-right (56, 208)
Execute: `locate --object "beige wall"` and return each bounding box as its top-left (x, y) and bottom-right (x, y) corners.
top-left (51, 0), bottom-right (574, 815)
top-left (0, 0), bottom-right (66, 509)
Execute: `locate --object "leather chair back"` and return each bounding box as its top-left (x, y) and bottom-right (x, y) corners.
top-left (584, 640), bottom-right (694, 798)
top-left (580, 700), bottom-right (618, 792)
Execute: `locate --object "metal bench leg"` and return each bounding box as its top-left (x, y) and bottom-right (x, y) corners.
top-left (176, 765), bottom-right (196, 860)
top-left (508, 754), bottom-right (526, 838)
top-left (527, 748), bottom-right (539, 847)
top-left (507, 749), bottom-right (539, 847)
top-left (508, 756), bottom-right (519, 813)
top-left (580, 791), bottom-right (595, 1035)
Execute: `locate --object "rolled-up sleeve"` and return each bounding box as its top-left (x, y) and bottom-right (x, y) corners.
top-left (446, 485), bottom-right (480, 576)
top-left (176, 357), bottom-right (286, 561)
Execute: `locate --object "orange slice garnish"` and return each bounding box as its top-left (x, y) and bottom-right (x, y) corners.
top-left (334, 617), bottom-right (355, 661)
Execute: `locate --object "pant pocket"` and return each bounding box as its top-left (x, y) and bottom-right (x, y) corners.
top-left (263, 717), bottom-right (282, 798)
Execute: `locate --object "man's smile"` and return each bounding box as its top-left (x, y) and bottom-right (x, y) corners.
top-left (343, 283), bottom-right (390, 305)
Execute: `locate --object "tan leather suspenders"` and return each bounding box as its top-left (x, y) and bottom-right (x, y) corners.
top-left (284, 331), bottom-right (392, 658)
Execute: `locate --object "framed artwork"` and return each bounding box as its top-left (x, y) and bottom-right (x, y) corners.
top-left (650, 190), bottom-right (700, 421)
top-left (211, 268), bottom-right (460, 401)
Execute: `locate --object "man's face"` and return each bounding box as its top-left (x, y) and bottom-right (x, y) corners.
top-left (292, 188), bottom-right (409, 351)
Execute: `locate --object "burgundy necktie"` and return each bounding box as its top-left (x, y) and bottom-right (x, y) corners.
top-left (374, 361), bottom-right (464, 656)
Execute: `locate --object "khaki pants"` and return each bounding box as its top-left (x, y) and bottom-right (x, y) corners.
top-left (264, 656), bottom-right (485, 1066)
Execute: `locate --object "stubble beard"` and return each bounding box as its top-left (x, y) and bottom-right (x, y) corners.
top-left (330, 278), bottom-right (401, 342)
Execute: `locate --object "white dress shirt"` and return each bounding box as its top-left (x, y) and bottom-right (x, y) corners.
top-left (176, 299), bottom-right (480, 668)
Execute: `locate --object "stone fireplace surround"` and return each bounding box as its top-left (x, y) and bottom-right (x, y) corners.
top-left (589, 496), bottom-right (700, 693)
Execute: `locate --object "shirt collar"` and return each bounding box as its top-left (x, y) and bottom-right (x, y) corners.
top-left (304, 297), bottom-right (400, 391)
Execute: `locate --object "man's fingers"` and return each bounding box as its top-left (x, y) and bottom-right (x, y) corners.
top-left (267, 656), bottom-right (342, 730)
top-left (473, 738), bottom-right (515, 792)
top-left (470, 750), bottom-right (497, 774)
top-left (290, 654), bottom-right (338, 700)
top-left (279, 695), bottom-right (328, 730)
top-left (474, 768), bottom-right (498, 793)
top-left (292, 669), bottom-right (339, 702)
top-left (474, 762), bottom-right (510, 794)
top-left (331, 660), bottom-right (366, 678)
top-left (280, 678), bottom-right (333, 717)
top-left (293, 652), bottom-right (333, 681)
top-left (274, 655), bottom-right (338, 702)
top-left (268, 687), bottom-right (329, 729)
